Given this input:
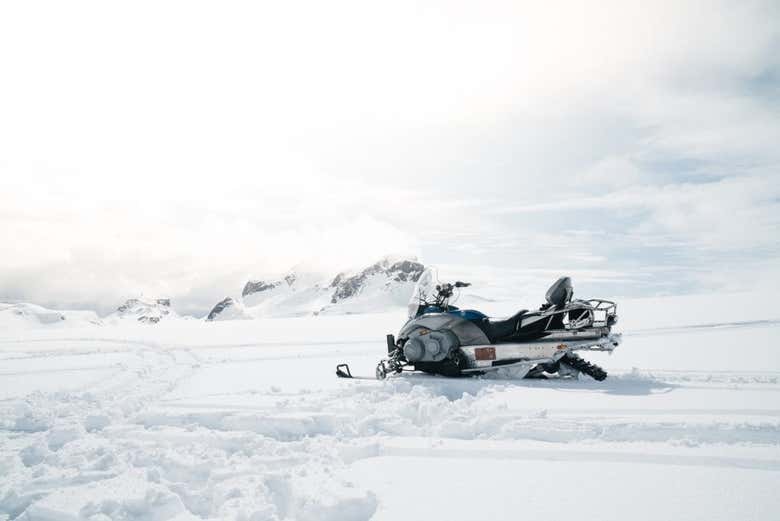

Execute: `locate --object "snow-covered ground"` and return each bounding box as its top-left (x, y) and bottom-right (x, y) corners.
top-left (1, 292), bottom-right (779, 520)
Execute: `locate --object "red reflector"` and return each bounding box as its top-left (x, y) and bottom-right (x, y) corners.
top-left (474, 347), bottom-right (496, 361)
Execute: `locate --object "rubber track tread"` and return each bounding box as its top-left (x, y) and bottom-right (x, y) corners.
top-left (563, 353), bottom-right (608, 381)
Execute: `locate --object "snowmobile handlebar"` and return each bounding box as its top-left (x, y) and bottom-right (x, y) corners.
top-left (433, 281), bottom-right (470, 302)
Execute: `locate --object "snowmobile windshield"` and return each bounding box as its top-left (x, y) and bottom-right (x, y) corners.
top-left (408, 267), bottom-right (438, 318)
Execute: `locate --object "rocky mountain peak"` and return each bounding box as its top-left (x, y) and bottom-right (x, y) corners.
top-left (221, 257), bottom-right (425, 319)
top-left (207, 298), bottom-right (233, 320)
top-left (115, 298), bottom-right (174, 324)
top-left (242, 280), bottom-right (279, 297)
top-left (329, 258), bottom-right (424, 304)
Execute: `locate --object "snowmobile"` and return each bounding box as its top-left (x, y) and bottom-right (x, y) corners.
top-left (337, 268), bottom-right (621, 381)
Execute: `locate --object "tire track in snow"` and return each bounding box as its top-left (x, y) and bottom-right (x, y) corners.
top-left (625, 318), bottom-right (780, 336)
top-left (378, 444), bottom-right (780, 471)
top-left (0, 346), bottom-right (381, 521)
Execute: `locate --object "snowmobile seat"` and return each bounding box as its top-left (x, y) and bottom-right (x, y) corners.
top-left (545, 276), bottom-right (573, 308)
top-left (480, 309), bottom-right (527, 343)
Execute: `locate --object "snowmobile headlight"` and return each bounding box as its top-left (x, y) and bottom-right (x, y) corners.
top-left (404, 337), bottom-right (425, 361)
top-left (425, 339), bottom-right (441, 356)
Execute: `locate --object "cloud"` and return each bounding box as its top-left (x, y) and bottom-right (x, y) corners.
top-left (0, 0), bottom-right (778, 313)
top-left (0, 173), bottom-right (423, 315)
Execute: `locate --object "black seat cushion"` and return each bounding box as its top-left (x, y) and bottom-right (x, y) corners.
top-left (545, 276), bottom-right (572, 307)
top-left (480, 309), bottom-right (527, 343)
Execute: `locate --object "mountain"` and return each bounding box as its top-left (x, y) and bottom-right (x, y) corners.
top-left (330, 259), bottom-right (424, 302)
top-left (207, 257), bottom-right (425, 320)
top-left (325, 258), bottom-right (425, 314)
top-left (1, 258), bottom-right (427, 325)
top-left (0, 303), bottom-right (102, 328)
top-left (206, 297), bottom-right (251, 321)
top-left (237, 270), bottom-right (329, 317)
top-left (109, 298), bottom-right (177, 324)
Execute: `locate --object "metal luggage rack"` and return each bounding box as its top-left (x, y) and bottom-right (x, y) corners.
top-left (539, 299), bottom-right (617, 332)
top-left (583, 299), bottom-right (617, 327)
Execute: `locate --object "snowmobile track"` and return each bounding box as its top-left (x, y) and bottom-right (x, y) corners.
top-left (562, 353), bottom-right (608, 381)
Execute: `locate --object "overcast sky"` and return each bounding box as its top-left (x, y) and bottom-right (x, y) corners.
top-left (1, 0), bottom-right (779, 316)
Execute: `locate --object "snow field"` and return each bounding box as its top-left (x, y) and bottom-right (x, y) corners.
top-left (1, 292), bottom-right (779, 520)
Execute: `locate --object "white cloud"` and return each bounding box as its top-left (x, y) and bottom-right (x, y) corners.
top-left (0, 0), bottom-right (778, 313)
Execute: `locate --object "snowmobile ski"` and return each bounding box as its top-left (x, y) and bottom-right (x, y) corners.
top-left (336, 363), bottom-right (353, 378)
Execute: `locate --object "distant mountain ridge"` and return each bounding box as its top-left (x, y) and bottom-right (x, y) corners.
top-left (206, 297), bottom-right (250, 321)
top-left (0, 302), bottom-right (102, 328)
top-left (208, 257), bottom-right (425, 320)
top-left (0, 257), bottom-right (426, 327)
top-left (329, 259), bottom-right (424, 304)
top-left (111, 298), bottom-right (177, 324)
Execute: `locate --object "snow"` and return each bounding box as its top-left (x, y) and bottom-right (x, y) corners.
top-left (207, 299), bottom-right (252, 322)
top-left (108, 298), bottom-right (179, 325)
top-left (1, 291), bottom-right (779, 520)
top-left (228, 258), bottom-right (424, 319)
top-left (0, 304), bottom-right (100, 329)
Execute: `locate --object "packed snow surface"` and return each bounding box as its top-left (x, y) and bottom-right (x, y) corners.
top-left (1, 291), bottom-right (779, 520)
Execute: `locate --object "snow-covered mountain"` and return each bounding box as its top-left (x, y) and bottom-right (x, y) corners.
top-left (207, 257), bottom-right (425, 320)
top-left (1, 258), bottom-right (425, 326)
top-left (325, 258), bottom-right (425, 314)
top-left (206, 297), bottom-right (251, 321)
top-left (109, 298), bottom-right (178, 324)
top-left (0, 303), bottom-right (102, 328)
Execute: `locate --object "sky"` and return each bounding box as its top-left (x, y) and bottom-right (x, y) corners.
top-left (1, 0), bottom-right (779, 316)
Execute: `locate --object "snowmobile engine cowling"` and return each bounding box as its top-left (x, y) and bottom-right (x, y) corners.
top-left (403, 329), bottom-right (459, 362)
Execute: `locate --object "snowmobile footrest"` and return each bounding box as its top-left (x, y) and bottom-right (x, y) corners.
top-left (336, 364), bottom-right (353, 378)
